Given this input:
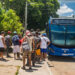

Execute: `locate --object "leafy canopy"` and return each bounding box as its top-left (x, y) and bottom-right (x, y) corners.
top-left (0, 2), bottom-right (23, 33)
top-left (1, 0), bottom-right (60, 30)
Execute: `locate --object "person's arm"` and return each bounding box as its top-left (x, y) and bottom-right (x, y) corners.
top-left (37, 39), bottom-right (41, 48)
top-left (32, 39), bottom-right (35, 51)
top-left (46, 37), bottom-right (50, 46)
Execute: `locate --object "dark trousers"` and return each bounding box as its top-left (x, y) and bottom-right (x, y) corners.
top-left (31, 51), bottom-right (36, 66)
top-left (7, 46), bottom-right (10, 57)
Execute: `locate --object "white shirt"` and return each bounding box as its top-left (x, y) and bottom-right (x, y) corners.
top-left (40, 36), bottom-right (50, 49)
top-left (0, 35), bottom-right (4, 48)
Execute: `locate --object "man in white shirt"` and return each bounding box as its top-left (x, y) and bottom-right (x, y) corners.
top-left (0, 31), bottom-right (6, 60)
top-left (40, 33), bottom-right (50, 61)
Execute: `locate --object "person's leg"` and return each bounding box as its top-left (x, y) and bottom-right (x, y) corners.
top-left (22, 51), bottom-right (26, 69)
top-left (17, 45), bottom-right (20, 59)
top-left (0, 52), bottom-right (3, 58)
top-left (26, 55), bottom-right (29, 66)
top-left (28, 52), bottom-right (32, 69)
top-left (32, 51), bottom-right (36, 66)
top-left (7, 46), bottom-right (10, 57)
top-left (17, 52), bottom-right (20, 59)
top-left (0, 48), bottom-right (5, 59)
top-left (14, 53), bottom-right (16, 59)
top-left (41, 49), bottom-right (44, 60)
top-left (13, 46), bottom-right (17, 59)
top-left (43, 49), bottom-right (47, 60)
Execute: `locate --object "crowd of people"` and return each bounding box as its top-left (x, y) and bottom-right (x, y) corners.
top-left (0, 29), bottom-right (50, 70)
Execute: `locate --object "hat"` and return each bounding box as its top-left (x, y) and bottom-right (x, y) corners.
top-left (8, 31), bottom-right (11, 34)
top-left (13, 31), bottom-right (17, 34)
top-left (42, 33), bottom-right (46, 36)
top-left (1, 31), bottom-right (5, 34)
top-left (25, 30), bottom-right (31, 36)
top-left (27, 33), bottom-right (31, 36)
top-left (31, 32), bottom-right (35, 35)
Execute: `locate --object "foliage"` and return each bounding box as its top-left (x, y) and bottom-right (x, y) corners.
top-left (1, 0), bottom-right (60, 30)
top-left (0, 2), bottom-right (23, 33)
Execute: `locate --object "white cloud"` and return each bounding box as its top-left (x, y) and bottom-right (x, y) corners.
top-left (57, 4), bottom-right (74, 15)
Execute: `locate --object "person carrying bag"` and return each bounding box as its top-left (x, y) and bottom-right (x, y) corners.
top-left (22, 32), bottom-right (32, 70)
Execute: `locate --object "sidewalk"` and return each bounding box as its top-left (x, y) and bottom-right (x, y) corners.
top-left (0, 54), bottom-right (52, 75)
top-left (18, 60), bottom-right (52, 75)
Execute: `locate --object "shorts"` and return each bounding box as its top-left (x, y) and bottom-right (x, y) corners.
top-left (13, 45), bottom-right (20, 53)
top-left (0, 48), bottom-right (5, 52)
top-left (23, 51), bottom-right (31, 58)
top-left (41, 48), bottom-right (47, 53)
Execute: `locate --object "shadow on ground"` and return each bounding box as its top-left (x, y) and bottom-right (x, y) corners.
top-left (48, 55), bottom-right (75, 62)
top-left (25, 68), bottom-right (38, 72)
top-left (0, 58), bottom-right (9, 62)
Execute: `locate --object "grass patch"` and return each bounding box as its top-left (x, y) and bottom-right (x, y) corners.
top-left (15, 66), bottom-right (20, 75)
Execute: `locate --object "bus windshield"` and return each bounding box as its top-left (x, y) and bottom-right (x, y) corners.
top-left (52, 19), bottom-right (75, 24)
top-left (51, 19), bottom-right (75, 47)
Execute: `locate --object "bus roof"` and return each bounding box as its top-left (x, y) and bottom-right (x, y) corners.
top-left (52, 18), bottom-right (75, 20)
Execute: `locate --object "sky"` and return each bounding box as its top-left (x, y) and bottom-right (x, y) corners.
top-left (57, 0), bottom-right (75, 16)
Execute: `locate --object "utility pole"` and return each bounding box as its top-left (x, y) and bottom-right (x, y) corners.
top-left (25, 0), bottom-right (27, 32)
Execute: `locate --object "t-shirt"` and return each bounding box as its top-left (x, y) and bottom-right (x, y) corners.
top-left (5, 35), bottom-right (11, 46)
top-left (40, 36), bottom-right (50, 49)
top-left (0, 35), bottom-right (4, 48)
top-left (34, 36), bottom-right (41, 49)
top-left (22, 36), bottom-right (31, 51)
top-left (12, 35), bottom-right (20, 45)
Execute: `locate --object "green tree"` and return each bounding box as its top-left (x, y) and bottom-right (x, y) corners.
top-left (1, 0), bottom-right (60, 30)
top-left (0, 2), bottom-right (5, 32)
top-left (0, 2), bottom-right (23, 33)
top-left (2, 9), bottom-right (23, 34)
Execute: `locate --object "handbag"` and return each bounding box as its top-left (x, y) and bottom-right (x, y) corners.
top-left (36, 49), bottom-right (41, 55)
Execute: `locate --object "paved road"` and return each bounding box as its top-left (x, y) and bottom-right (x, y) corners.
top-left (48, 56), bottom-right (75, 75)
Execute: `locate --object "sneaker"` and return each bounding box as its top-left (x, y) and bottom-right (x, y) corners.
top-left (0, 58), bottom-right (6, 61)
top-left (26, 64), bottom-right (29, 66)
top-left (29, 67), bottom-right (32, 70)
top-left (32, 63), bottom-right (35, 67)
top-left (22, 66), bottom-right (26, 70)
top-left (7, 55), bottom-right (11, 58)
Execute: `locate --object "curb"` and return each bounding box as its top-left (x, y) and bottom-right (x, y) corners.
top-left (45, 59), bottom-right (53, 75)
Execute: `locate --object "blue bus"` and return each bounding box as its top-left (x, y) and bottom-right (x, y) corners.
top-left (47, 18), bottom-right (75, 56)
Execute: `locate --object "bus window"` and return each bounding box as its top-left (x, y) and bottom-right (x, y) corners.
top-left (51, 24), bottom-right (65, 46)
top-left (66, 25), bottom-right (75, 46)
top-left (52, 19), bottom-right (75, 24)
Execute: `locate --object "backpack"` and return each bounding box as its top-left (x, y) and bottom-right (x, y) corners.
top-left (22, 36), bottom-right (30, 51)
top-left (13, 35), bottom-right (19, 42)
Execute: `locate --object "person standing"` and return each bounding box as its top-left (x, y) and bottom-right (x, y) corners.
top-left (40, 33), bottom-right (50, 61)
top-left (32, 31), bottom-right (41, 65)
top-left (12, 31), bottom-right (20, 60)
top-left (5, 31), bottom-right (12, 57)
top-left (22, 31), bottom-right (32, 70)
top-left (0, 31), bottom-right (6, 60)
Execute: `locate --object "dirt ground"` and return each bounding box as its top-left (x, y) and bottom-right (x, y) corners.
top-left (0, 66), bottom-right (17, 75)
top-left (0, 53), bottom-right (51, 75)
top-left (0, 54), bottom-right (22, 75)
top-left (48, 56), bottom-right (75, 75)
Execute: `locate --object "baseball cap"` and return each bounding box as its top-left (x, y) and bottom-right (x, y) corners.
top-left (42, 33), bottom-right (46, 36)
top-left (8, 31), bottom-right (11, 34)
top-left (13, 31), bottom-right (17, 34)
